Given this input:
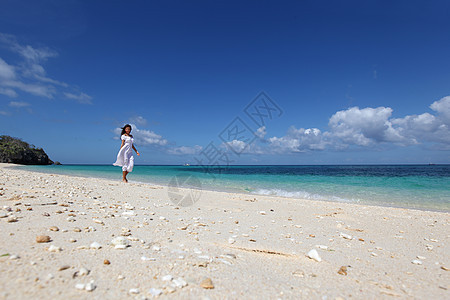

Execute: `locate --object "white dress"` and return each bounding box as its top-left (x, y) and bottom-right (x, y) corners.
top-left (113, 135), bottom-right (134, 172)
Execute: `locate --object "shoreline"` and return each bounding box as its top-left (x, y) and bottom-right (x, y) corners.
top-left (1, 163), bottom-right (449, 299)
top-left (8, 163), bottom-right (450, 214)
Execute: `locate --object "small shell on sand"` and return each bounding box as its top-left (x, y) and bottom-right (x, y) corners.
top-left (7, 216), bottom-right (18, 223)
top-left (49, 226), bottom-right (59, 232)
top-left (200, 278), bottom-right (214, 289)
top-left (79, 268), bottom-right (90, 276)
top-left (411, 259), bottom-right (422, 265)
top-left (59, 265), bottom-right (70, 271)
top-left (75, 283), bottom-right (85, 290)
top-left (104, 259), bottom-right (111, 265)
top-left (340, 233), bottom-right (353, 240)
top-left (111, 237), bottom-right (129, 249)
top-left (73, 227), bottom-right (82, 232)
top-left (306, 249), bottom-right (322, 262)
top-left (172, 277), bottom-right (187, 288)
top-left (162, 275), bottom-right (173, 281)
top-left (337, 266), bottom-right (348, 275)
top-left (90, 242), bottom-right (102, 249)
top-left (129, 288), bottom-right (140, 294)
top-left (48, 245), bottom-right (62, 252)
top-left (36, 235), bottom-right (51, 243)
top-left (85, 281), bottom-right (96, 292)
top-left (149, 288), bottom-right (162, 296)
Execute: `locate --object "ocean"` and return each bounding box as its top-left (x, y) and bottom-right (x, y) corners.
top-left (15, 164), bottom-right (450, 212)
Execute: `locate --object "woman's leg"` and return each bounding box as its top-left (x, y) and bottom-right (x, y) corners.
top-left (122, 170), bottom-right (128, 183)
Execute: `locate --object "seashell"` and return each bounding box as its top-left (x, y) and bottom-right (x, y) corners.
top-left (85, 281), bottom-right (96, 291)
top-left (316, 245), bottom-right (328, 250)
top-left (9, 255), bottom-right (20, 260)
top-left (36, 235), bottom-right (51, 243)
top-left (411, 259), bottom-right (422, 265)
top-left (48, 245), bottom-right (62, 252)
top-left (416, 255), bottom-right (426, 260)
top-left (49, 226), bottom-right (59, 232)
top-left (200, 278), bottom-right (214, 289)
top-left (90, 242), bottom-right (102, 249)
top-left (340, 233), bottom-right (353, 240)
top-left (259, 211), bottom-right (266, 215)
top-left (162, 275), bottom-right (173, 281)
top-left (172, 277), bottom-right (187, 288)
top-left (129, 288), bottom-right (140, 294)
top-left (78, 267), bottom-right (89, 276)
top-left (73, 227), bottom-right (82, 232)
top-left (111, 236), bottom-right (129, 249)
top-left (221, 253), bottom-right (236, 259)
top-left (104, 259), bottom-right (111, 265)
top-left (292, 270), bottom-right (305, 277)
top-left (75, 283), bottom-right (85, 290)
top-left (59, 265), bottom-right (70, 271)
top-left (7, 216), bottom-right (18, 223)
top-left (337, 266), bottom-right (348, 275)
top-left (306, 249), bottom-right (321, 262)
top-left (148, 288), bottom-right (163, 296)
top-left (228, 238), bottom-right (236, 244)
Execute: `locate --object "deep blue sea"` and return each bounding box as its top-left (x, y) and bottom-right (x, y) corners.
top-left (15, 164), bottom-right (450, 212)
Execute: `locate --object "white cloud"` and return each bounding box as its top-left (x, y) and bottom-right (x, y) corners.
top-left (0, 87), bottom-right (17, 97)
top-left (266, 97), bottom-right (450, 153)
top-left (9, 101), bottom-right (30, 108)
top-left (0, 57), bottom-right (16, 80)
top-left (0, 110), bottom-right (9, 116)
top-left (328, 106), bottom-right (398, 146)
top-left (221, 139), bottom-right (264, 155)
top-left (430, 96), bottom-right (450, 125)
top-left (0, 33), bottom-right (91, 103)
top-left (3, 80), bottom-right (55, 98)
top-left (268, 127), bottom-right (326, 153)
top-left (130, 116), bottom-right (147, 126)
top-left (168, 145), bottom-right (203, 155)
top-left (255, 126), bottom-right (266, 139)
top-left (64, 92), bottom-right (92, 104)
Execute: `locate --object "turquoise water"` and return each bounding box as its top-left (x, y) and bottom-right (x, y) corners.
top-left (15, 164), bottom-right (450, 212)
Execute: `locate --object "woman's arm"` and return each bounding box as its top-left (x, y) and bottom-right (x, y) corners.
top-left (120, 139), bottom-right (125, 149)
top-left (132, 145), bottom-right (140, 156)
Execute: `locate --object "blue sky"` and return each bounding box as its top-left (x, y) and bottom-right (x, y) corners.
top-left (0, 0), bottom-right (449, 165)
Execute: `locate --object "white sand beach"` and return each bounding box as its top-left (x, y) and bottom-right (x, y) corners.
top-left (0, 163), bottom-right (448, 299)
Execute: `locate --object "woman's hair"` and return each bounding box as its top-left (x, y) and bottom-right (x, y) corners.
top-left (120, 124), bottom-right (133, 137)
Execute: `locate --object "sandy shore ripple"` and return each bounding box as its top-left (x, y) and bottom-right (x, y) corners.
top-left (0, 163), bottom-right (448, 299)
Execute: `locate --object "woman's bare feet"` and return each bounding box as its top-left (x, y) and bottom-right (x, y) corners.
top-left (122, 178), bottom-right (128, 183)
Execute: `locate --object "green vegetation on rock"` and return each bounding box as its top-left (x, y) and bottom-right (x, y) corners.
top-left (0, 135), bottom-right (53, 165)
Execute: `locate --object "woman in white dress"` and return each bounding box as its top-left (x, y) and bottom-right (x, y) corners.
top-left (113, 124), bottom-right (140, 182)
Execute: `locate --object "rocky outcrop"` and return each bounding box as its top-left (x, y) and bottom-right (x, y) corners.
top-left (0, 135), bottom-right (54, 165)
